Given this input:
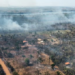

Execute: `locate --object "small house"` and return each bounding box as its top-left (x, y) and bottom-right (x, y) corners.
top-left (65, 62), bottom-right (71, 68)
top-left (37, 38), bottom-right (44, 45)
top-left (23, 40), bottom-right (27, 45)
top-left (54, 66), bottom-right (59, 70)
top-left (65, 62), bottom-right (70, 66)
top-left (37, 38), bottom-right (42, 41)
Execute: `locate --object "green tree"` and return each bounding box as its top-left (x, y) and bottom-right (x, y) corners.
top-left (7, 53), bottom-right (14, 58)
top-left (22, 55), bottom-right (25, 57)
top-left (45, 71), bottom-right (50, 75)
top-left (38, 57), bottom-right (43, 63)
top-left (43, 39), bottom-right (47, 42)
top-left (51, 64), bottom-right (55, 70)
top-left (13, 71), bottom-right (19, 75)
top-left (25, 58), bottom-right (30, 66)
top-left (16, 46), bottom-right (21, 55)
top-left (56, 71), bottom-right (62, 75)
top-left (16, 46), bottom-right (21, 51)
top-left (30, 55), bottom-right (33, 59)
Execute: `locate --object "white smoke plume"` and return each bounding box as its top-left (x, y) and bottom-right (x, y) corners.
top-left (0, 7), bottom-right (75, 31)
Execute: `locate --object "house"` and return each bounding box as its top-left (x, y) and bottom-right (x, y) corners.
top-left (37, 38), bottom-right (45, 45)
top-left (23, 40), bottom-right (28, 45)
top-left (54, 66), bottom-right (59, 70)
top-left (21, 46), bottom-right (25, 48)
top-left (37, 38), bottom-right (42, 41)
top-left (65, 62), bottom-right (71, 68)
top-left (65, 62), bottom-right (70, 65)
top-left (23, 40), bottom-right (27, 43)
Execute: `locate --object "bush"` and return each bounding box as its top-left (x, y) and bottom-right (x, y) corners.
top-left (51, 64), bottom-right (55, 70)
top-left (13, 71), bottom-right (19, 75)
top-left (30, 55), bottom-right (33, 58)
top-left (56, 71), bottom-right (62, 75)
top-left (7, 53), bottom-right (14, 58)
top-left (38, 57), bottom-right (43, 63)
top-left (25, 58), bottom-right (30, 66)
top-left (45, 71), bottom-right (50, 75)
top-left (22, 55), bottom-right (25, 57)
top-left (7, 62), bottom-right (14, 72)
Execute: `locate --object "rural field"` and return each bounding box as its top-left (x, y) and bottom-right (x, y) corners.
top-left (0, 7), bottom-right (75, 75)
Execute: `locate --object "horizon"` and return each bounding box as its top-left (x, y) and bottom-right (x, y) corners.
top-left (0, 0), bottom-right (75, 7)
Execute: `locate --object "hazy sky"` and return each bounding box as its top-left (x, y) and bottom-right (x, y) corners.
top-left (0, 0), bottom-right (75, 7)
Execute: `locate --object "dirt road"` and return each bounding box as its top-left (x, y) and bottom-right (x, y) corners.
top-left (0, 58), bottom-right (11, 75)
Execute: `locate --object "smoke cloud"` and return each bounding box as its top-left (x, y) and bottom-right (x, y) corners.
top-left (0, 7), bottom-right (75, 31)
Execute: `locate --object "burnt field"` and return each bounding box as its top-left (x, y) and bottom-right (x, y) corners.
top-left (0, 7), bottom-right (75, 75)
top-left (0, 22), bottom-right (74, 75)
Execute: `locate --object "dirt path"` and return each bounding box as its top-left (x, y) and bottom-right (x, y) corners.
top-left (0, 58), bottom-right (11, 75)
top-left (41, 53), bottom-right (54, 65)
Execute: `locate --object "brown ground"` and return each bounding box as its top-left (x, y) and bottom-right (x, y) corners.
top-left (41, 53), bottom-right (53, 65)
top-left (0, 58), bottom-right (11, 75)
top-left (40, 53), bottom-right (65, 75)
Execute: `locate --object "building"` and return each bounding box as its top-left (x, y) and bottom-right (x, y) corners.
top-left (23, 40), bottom-right (28, 45)
top-left (65, 62), bottom-right (71, 68)
top-left (37, 38), bottom-right (45, 45)
top-left (54, 66), bottom-right (59, 70)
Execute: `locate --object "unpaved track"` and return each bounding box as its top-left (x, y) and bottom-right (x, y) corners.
top-left (0, 58), bottom-right (11, 75)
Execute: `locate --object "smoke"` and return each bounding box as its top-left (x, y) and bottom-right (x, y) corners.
top-left (0, 7), bottom-right (75, 31)
top-left (0, 17), bottom-right (23, 30)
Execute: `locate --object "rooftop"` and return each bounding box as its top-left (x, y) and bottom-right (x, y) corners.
top-left (65, 62), bottom-right (70, 65)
